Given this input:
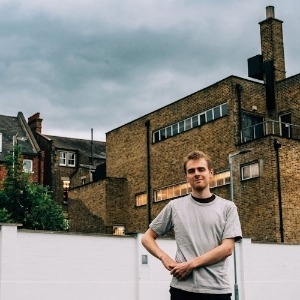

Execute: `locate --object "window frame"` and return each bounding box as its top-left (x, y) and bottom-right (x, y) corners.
top-left (136, 193), bottom-right (147, 207)
top-left (23, 159), bottom-right (33, 173)
top-left (59, 151), bottom-right (76, 167)
top-left (241, 162), bottom-right (260, 180)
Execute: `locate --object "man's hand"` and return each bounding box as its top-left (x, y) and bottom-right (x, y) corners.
top-left (170, 260), bottom-right (195, 280)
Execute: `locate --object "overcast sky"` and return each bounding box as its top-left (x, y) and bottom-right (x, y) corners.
top-left (1, 0), bottom-right (299, 141)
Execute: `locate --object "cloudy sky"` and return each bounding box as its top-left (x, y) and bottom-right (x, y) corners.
top-left (1, 0), bottom-right (299, 141)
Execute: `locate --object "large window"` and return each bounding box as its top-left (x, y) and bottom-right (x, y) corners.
top-left (210, 171), bottom-right (230, 188)
top-left (154, 182), bottom-right (192, 202)
top-left (153, 103), bottom-right (228, 143)
top-left (59, 151), bottom-right (76, 167)
top-left (241, 162), bottom-right (259, 180)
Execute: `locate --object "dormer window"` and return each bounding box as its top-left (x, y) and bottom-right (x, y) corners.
top-left (59, 151), bottom-right (76, 167)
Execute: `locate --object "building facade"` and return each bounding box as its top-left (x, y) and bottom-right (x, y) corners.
top-left (0, 112), bottom-right (44, 187)
top-left (28, 113), bottom-right (106, 208)
top-left (68, 7), bottom-right (300, 243)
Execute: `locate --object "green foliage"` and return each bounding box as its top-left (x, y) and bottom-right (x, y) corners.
top-left (0, 207), bottom-right (13, 223)
top-left (0, 145), bottom-right (67, 231)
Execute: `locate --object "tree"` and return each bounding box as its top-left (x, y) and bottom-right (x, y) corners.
top-left (0, 145), bottom-right (67, 231)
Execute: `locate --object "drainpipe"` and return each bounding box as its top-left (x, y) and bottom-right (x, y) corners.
top-left (236, 84), bottom-right (243, 134)
top-left (145, 120), bottom-right (152, 226)
top-left (274, 139), bottom-right (284, 242)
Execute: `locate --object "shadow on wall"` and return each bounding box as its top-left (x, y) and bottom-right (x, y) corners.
top-left (68, 198), bottom-right (107, 233)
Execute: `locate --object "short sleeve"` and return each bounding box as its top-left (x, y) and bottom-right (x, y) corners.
top-left (149, 202), bottom-right (174, 236)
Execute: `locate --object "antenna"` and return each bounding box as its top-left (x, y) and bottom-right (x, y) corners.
top-left (90, 128), bottom-right (94, 166)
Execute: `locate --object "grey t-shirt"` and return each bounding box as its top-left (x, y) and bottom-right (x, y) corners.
top-left (149, 194), bottom-right (242, 294)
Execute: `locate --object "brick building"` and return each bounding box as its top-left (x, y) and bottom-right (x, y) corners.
top-left (0, 112), bottom-right (44, 186)
top-left (68, 6), bottom-right (300, 243)
top-left (28, 113), bottom-right (106, 208)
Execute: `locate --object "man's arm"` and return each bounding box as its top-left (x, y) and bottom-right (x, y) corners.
top-left (170, 238), bottom-right (235, 280)
top-left (141, 228), bottom-right (177, 271)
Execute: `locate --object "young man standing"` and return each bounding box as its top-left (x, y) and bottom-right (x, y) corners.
top-left (141, 150), bottom-right (242, 300)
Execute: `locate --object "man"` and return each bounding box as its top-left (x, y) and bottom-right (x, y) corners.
top-left (141, 150), bottom-right (242, 300)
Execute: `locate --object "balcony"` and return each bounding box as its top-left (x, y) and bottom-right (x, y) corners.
top-left (240, 120), bottom-right (300, 142)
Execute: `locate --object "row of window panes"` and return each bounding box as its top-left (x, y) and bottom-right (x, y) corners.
top-left (59, 151), bottom-right (76, 167)
top-left (210, 171), bottom-right (230, 188)
top-left (153, 103), bottom-right (228, 143)
top-left (135, 162), bottom-right (259, 206)
top-left (154, 182), bottom-right (192, 202)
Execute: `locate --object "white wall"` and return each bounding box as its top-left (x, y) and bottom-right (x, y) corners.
top-left (0, 224), bottom-right (300, 300)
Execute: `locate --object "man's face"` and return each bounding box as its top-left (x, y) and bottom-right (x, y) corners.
top-left (185, 158), bottom-right (213, 192)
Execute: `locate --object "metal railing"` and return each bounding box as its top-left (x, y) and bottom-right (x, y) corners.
top-left (240, 120), bottom-right (300, 142)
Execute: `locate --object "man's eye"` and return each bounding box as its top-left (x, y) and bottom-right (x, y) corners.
top-left (188, 169), bottom-right (195, 174)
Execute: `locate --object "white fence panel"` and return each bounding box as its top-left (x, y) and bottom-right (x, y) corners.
top-left (1, 224), bottom-right (300, 300)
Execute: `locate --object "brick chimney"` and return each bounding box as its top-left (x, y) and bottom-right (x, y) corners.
top-left (28, 113), bottom-right (43, 134)
top-left (259, 6), bottom-right (286, 81)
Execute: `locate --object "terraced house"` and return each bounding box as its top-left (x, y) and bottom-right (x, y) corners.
top-left (68, 6), bottom-right (300, 243)
top-left (0, 112), bottom-right (44, 187)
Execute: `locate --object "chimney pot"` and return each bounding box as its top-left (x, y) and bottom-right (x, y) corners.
top-left (266, 6), bottom-right (275, 19)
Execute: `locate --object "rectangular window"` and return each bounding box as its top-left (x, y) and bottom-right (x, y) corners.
top-left (199, 113), bottom-right (206, 125)
top-left (68, 153), bottom-right (76, 167)
top-left (184, 118), bottom-right (192, 131)
top-left (152, 103), bottom-right (227, 143)
top-left (59, 151), bottom-right (76, 167)
top-left (136, 193), bottom-right (147, 206)
top-left (154, 182), bottom-right (191, 202)
top-left (172, 123), bottom-right (178, 135)
top-left (192, 115), bottom-right (199, 128)
top-left (23, 159), bottom-right (33, 173)
top-left (178, 121), bottom-right (184, 133)
top-left (241, 162), bottom-right (259, 180)
top-left (221, 103), bottom-right (228, 116)
top-left (166, 126), bottom-right (172, 138)
top-left (210, 171), bottom-right (230, 188)
top-left (153, 131), bottom-right (160, 143)
top-left (213, 106), bottom-right (221, 119)
top-left (206, 109), bottom-right (213, 122)
top-left (59, 152), bottom-right (66, 166)
top-left (160, 128), bottom-right (166, 140)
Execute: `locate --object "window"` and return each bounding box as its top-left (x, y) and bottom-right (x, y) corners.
top-left (241, 162), bottom-right (259, 180)
top-left (136, 193), bottom-right (147, 206)
top-left (210, 171), bottom-right (230, 188)
top-left (23, 159), bottom-right (33, 173)
top-left (192, 115), bottom-right (199, 127)
top-left (184, 118), bottom-right (192, 130)
top-left (113, 225), bottom-right (125, 235)
top-left (172, 123), bottom-right (178, 135)
top-left (206, 109), bottom-right (213, 122)
top-left (279, 113), bottom-right (292, 138)
top-left (152, 103), bottom-right (228, 143)
top-left (213, 106), bottom-right (221, 119)
top-left (241, 113), bottom-right (264, 142)
top-left (160, 128), bottom-right (166, 140)
top-left (59, 151), bottom-right (76, 167)
top-left (154, 182), bottom-right (191, 202)
top-left (166, 126), bottom-right (172, 138)
top-left (221, 103), bottom-right (228, 116)
top-left (178, 121), bottom-right (184, 133)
